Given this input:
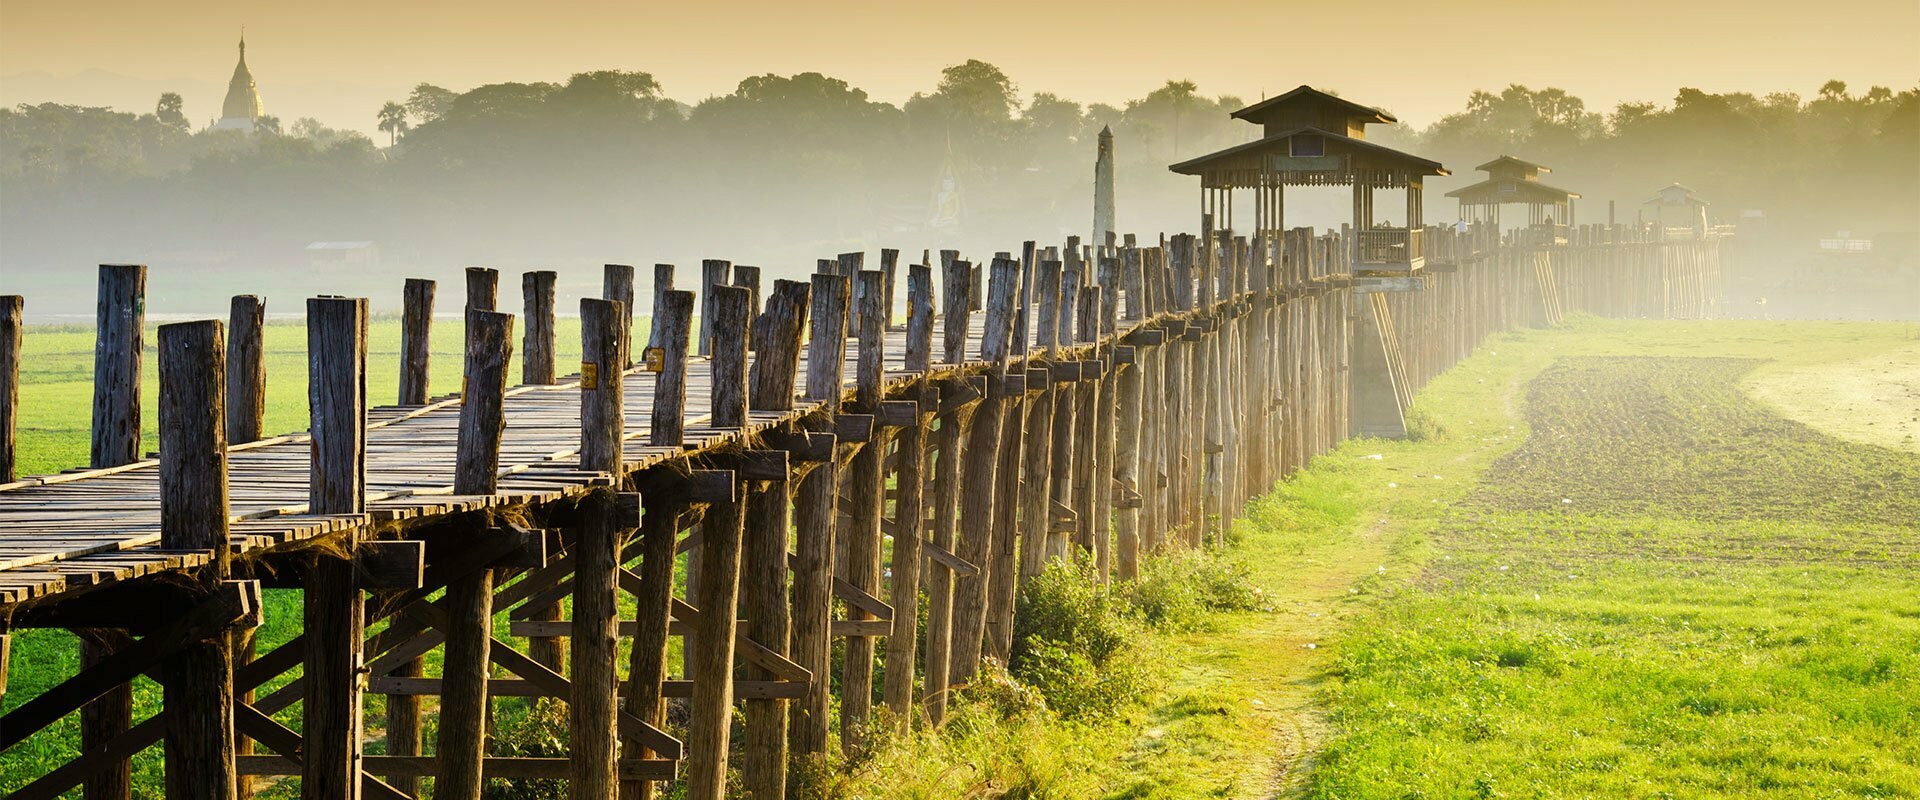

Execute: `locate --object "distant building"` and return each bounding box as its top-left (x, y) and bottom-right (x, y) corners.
top-left (306, 241), bottom-right (380, 269)
top-left (211, 36), bottom-right (264, 132)
top-left (1644, 183), bottom-right (1710, 235)
top-left (1445, 155), bottom-right (1580, 240)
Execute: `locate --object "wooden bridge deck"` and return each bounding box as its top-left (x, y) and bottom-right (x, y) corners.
top-left (0, 312), bottom-right (1001, 609)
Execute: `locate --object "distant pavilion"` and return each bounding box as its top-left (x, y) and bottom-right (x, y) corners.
top-left (1168, 85), bottom-right (1449, 272)
top-left (1645, 183), bottom-right (1710, 234)
top-left (1445, 156), bottom-right (1579, 235)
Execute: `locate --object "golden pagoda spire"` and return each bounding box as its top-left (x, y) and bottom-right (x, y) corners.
top-left (217, 29), bottom-right (264, 128)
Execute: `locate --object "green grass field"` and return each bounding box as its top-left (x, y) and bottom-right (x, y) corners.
top-left (834, 317), bottom-right (1920, 799)
top-left (5, 316), bottom-right (1917, 797)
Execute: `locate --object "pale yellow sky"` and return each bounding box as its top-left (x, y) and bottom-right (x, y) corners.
top-left (2, 0), bottom-right (1916, 134)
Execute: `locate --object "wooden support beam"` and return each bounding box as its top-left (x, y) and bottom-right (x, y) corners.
top-left (749, 279), bottom-right (810, 412)
top-left (698, 259), bottom-right (730, 357)
top-left (522, 270), bottom-right (558, 385)
top-left (465, 266), bottom-right (499, 311)
top-left (649, 289), bottom-right (694, 446)
top-left (303, 297), bottom-right (368, 800)
top-left (85, 263), bottom-right (143, 800)
top-left (438, 307), bottom-right (513, 800)
top-left (621, 491), bottom-right (682, 800)
top-left (884, 383), bottom-right (929, 730)
top-left (790, 271), bottom-right (848, 758)
top-left (604, 264), bottom-right (637, 369)
top-left (398, 278), bottom-right (434, 406)
top-left (0, 580), bottom-right (258, 753)
top-left (0, 295), bottom-right (17, 485)
top-left (573, 297), bottom-right (627, 800)
top-left (709, 284), bottom-right (750, 428)
top-left (950, 256), bottom-right (1020, 683)
top-left (225, 295), bottom-right (265, 445)
top-left (904, 264), bottom-right (933, 372)
top-left (686, 472), bottom-right (745, 800)
top-left (842, 269), bottom-right (889, 755)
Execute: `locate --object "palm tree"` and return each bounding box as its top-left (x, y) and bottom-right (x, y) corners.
top-left (377, 101), bottom-right (410, 148)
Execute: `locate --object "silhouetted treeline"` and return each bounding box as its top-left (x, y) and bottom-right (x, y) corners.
top-left (2, 62), bottom-right (1914, 312)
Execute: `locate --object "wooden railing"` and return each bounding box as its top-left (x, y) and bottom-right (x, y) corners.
top-left (1355, 227), bottom-right (1423, 268)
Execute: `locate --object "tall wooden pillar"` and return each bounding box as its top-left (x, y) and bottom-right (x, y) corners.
top-left (158, 319), bottom-right (240, 800)
top-left (572, 297), bottom-right (627, 800)
top-left (303, 298), bottom-right (369, 800)
top-left (842, 270), bottom-right (888, 753)
top-left (84, 263), bottom-right (144, 800)
top-left (790, 273), bottom-right (849, 756)
top-left (437, 308), bottom-right (515, 800)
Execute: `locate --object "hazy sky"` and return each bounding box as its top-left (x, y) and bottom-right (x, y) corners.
top-left (3, 0), bottom-right (1917, 135)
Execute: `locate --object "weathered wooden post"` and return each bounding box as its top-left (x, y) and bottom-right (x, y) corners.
top-left (880, 248), bottom-right (900, 328)
top-left (983, 253), bottom-right (1030, 660)
top-left (904, 265), bottom-right (933, 374)
top-left (697, 259), bottom-right (730, 356)
top-left (1072, 285), bottom-right (1105, 563)
top-left (1114, 351), bottom-right (1143, 577)
top-left (157, 319), bottom-right (241, 799)
top-left (400, 278), bottom-right (434, 405)
top-left (225, 296), bottom-right (266, 445)
top-left (438, 307), bottom-right (514, 800)
top-left (304, 296), bottom-right (368, 800)
top-left (515, 268), bottom-right (566, 674)
top-left (883, 265), bottom-right (934, 728)
top-left (951, 257), bottom-right (1018, 682)
top-left (86, 262), bottom-right (144, 800)
top-left (622, 288), bottom-right (693, 800)
top-left (683, 285), bottom-right (750, 800)
top-left (710, 285), bottom-right (749, 428)
top-left (790, 272), bottom-right (849, 756)
top-left (922, 257), bottom-right (972, 725)
top-left (1, 295), bottom-right (21, 484)
top-left (572, 297), bottom-right (627, 800)
top-left (1050, 255), bottom-right (1082, 562)
top-left (605, 263), bottom-right (637, 368)
top-left (523, 270), bottom-right (558, 385)
top-left (742, 279), bottom-right (808, 798)
top-left (646, 264), bottom-right (674, 352)
top-left (1017, 257), bottom-right (1059, 582)
top-left (466, 266), bottom-right (499, 310)
top-left (387, 278), bottom-right (432, 797)
top-left (842, 270), bottom-right (888, 754)
top-left (1092, 257), bottom-right (1122, 577)
top-left (220, 291), bottom-right (263, 798)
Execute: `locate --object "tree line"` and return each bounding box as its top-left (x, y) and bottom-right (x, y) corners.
top-left (2, 60), bottom-right (1913, 295)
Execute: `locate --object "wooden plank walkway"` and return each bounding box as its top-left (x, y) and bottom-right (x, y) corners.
top-left (0, 308), bottom-right (1003, 608)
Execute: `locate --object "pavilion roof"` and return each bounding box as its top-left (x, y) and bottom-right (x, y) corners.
top-left (1475, 155), bottom-right (1551, 174)
top-left (1168, 126), bottom-right (1447, 178)
top-left (1229, 85), bottom-right (1397, 126)
top-left (1445, 178), bottom-right (1580, 201)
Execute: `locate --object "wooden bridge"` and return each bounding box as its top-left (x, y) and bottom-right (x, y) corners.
top-left (0, 221), bottom-right (1721, 799)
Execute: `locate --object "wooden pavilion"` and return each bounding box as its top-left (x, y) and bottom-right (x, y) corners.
top-left (1168, 85), bottom-right (1449, 272)
top-left (1645, 182), bottom-right (1711, 235)
top-left (1445, 155), bottom-right (1579, 240)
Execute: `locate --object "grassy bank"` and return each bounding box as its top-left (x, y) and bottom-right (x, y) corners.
top-left (834, 317), bottom-right (1920, 799)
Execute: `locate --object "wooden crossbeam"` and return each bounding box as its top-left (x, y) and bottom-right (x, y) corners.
top-left (398, 601), bottom-right (684, 759)
top-left (236, 754), bottom-right (677, 782)
top-left (0, 579), bottom-right (258, 751)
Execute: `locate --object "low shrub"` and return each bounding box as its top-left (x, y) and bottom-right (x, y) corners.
top-left (485, 698), bottom-right (568, 800)
top-left (1124, 547), bottom-right (1273, 630)
top-left (1010, 561), bottom-right (1152, 720)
